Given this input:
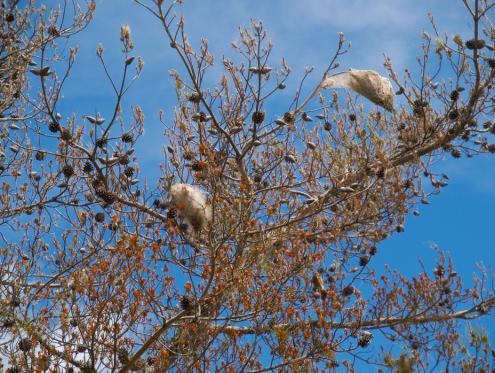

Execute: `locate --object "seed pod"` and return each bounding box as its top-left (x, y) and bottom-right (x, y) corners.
top-left (95, 137), bottom-right (108, 148)
top-left (451, 149), bottom-right (462, 158)
top-left (302, 112), bottom-right (313, 122)
top-left (487, 58), bottom-right (495, 69)
top-left (30, 66), bottom-right (50, 77)
top-left (83, 161), bottom-right (93, 174)
top-left (188, 92), bottom-right (202, 103)
top-left (191, 160), bottom-right (208, 172)
top-left (48, 25), bottom-right (60, 37)
top-left (166, 208), bottom-right (176, 219)
top-left (62, 165), bottom-right (74, 178)
top-left (121, 133), bottom-right (133, 143)
top-left (48, 122), bottom-right (60, 133)
top-left (147, 357), bottom-right (156, 367)
top-left (448, 109), bottom-right (459, 120)
top-left (35, 151), bottom-right (45, 161)
top-left (442, 143), bottom-right (453, 151)
top-left (119, 155), bottom-right (130, 165)
top-left (357, 331), bottom-right (373, 348)
top-left (10, 295), bottom-right (20, 307)
top-left (180, 296), bottom-right (193, 311)
top-left (359, 256), bottom-right (369, 266)
top-left (413, 99), bottom-right (428, 108)
top-left (18, 338), bottom-right (33, 352)
top-left (125, 56), bottom-right (135, 66)
top-left (3, 319), bottom-right (14, 328)
top-left (465, 38), bottom-right (486, 50)
top-left (118, 347), bottom-right (130, 364)
top-left (283, 111), bottom-right (295, 123)
top-left (229, 126), bottom-right (242, 134)
top-left (434, 265), bottom-right (445, 277)
top-left (96, 190), bottom-right (115, 205)
top-left (124, 167), bottom-right (134, 177)
top-left (77, 345), bottom-right (87, 353)
top-left (252, 111), bottom-right (265, 124)
top-left (342, 285), bottom-right (354, 297)
top-left (450, 90), bottom-right (460, 101)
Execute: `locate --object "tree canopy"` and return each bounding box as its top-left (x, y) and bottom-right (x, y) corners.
top-left (1, 0), bottom-right (495, 371)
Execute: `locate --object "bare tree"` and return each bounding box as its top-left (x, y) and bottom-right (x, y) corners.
top-left (1, 0), bottom-right (495, 371)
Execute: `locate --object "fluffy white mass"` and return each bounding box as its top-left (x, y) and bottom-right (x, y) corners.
top-left (321, 69), bottom-right (394, 111)
top-left (170, 183), bottom-right (212, 232)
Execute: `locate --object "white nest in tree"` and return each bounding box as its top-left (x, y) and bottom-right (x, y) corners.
top-left (170, 183), bottom-right (212, 232)
top-left (321, 69), bottom-right (394, 111)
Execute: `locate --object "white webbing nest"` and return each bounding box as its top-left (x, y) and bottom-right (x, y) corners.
top-left (170, 183), bottom-right (212, 232)
top-left (321, 69), bottom-right (394, 111)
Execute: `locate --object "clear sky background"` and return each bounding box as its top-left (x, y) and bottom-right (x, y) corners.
top-left (55, 0), bottom-right (495, 365)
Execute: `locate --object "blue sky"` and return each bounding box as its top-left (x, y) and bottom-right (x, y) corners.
top-left (56, 0), bottom-right (495, 364)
